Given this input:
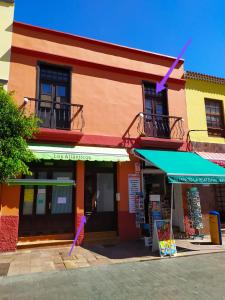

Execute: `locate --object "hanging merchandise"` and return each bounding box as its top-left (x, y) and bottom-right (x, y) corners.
top-left (135, 192), bottom-right (145, 228)
top-left (148, 194), bottom-right (162, 246)
top-left (187, 187), bottom-right (203, 231)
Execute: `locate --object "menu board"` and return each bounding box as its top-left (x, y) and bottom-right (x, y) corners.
top-left (128, 174), bottom-right (141, 213)
top-left (152, 219), bottom-right (177, 257)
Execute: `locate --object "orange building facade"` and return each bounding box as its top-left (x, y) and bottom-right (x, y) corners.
top-left (0, 22), bottom-right (188, 251)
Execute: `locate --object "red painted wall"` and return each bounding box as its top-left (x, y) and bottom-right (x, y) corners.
top-left (117, 158), bottom-right (141, 240)
top-left (0, 185), bottom-right (20, 252)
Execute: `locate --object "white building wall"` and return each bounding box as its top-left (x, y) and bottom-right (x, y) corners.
top-left (0, 1), bottom-right (15, 90)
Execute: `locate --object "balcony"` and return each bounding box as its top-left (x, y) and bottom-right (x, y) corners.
top-left (137, 112), bottom-right (185, 140)
top-left (24, 98), bottom-right (84, 131)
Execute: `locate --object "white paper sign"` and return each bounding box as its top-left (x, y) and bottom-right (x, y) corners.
top-left (149, 194), bottom-right (160, 202)
top-left (57, 197), bottom-right (67, 204)
top-left (128, 174), bottom-right (140, 213)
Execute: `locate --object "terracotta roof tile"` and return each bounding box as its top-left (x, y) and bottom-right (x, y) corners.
top-left (185, 71), bottom-right (225, 85)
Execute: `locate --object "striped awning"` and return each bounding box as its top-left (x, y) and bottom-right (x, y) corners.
top-left (28, 144), bottom-right (130, 162)
top-left (134, 149), bottom-right (225, 184)
top-left (196, 152), bottom-right (225, 167)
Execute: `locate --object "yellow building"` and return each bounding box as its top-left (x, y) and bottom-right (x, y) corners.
top-left (185, 71), bottom-right (225, 228)
top-left (0, 0), bottom-right (15, 90)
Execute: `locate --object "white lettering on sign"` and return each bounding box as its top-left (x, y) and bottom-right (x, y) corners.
top-left (128, 174), bottom-right (140, 213)
top-left (53, 153), bottom-right (92, 160)
top-left (149, 194), bottom-right (160, 202)
top-left (57, 197), bottom-right (67, 204)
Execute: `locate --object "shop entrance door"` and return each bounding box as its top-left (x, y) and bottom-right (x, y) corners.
top-left (84, 162), bottom-right (117, 232)
top-left (19, 162), bottom-right (75, 236)
top-left (215, 185), bottom-right (225, 222)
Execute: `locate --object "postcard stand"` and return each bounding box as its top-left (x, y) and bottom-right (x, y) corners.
top-left (135, 192), bottom-right (145, 228)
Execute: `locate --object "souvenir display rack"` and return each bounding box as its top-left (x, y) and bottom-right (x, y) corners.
top-left (187, 187), bottom-right (204, 239)
top-left (135, 192), bottom-right (145, 228)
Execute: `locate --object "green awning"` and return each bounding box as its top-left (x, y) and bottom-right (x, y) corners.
top-left (134, 149), bottom-right (225, 184)
top-left (7, 179), bottom-right (75, 186)
top-left (28, 144), bottom-right (129, 162)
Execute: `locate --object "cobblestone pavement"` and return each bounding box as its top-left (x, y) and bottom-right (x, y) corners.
top-left (0, 238), bottom-right (225, 277)
top-left (1, 252), bottom-right (225, 299)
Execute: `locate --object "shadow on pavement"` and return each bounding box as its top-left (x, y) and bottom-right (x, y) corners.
top-left (82, 239), bottom-right (194, 259)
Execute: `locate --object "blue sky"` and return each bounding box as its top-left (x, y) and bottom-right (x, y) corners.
top-left (15, 0), bottom-right (225, 77)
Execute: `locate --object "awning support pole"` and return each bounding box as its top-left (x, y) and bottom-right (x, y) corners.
top-left (170, 183), bottom-right (174, 258)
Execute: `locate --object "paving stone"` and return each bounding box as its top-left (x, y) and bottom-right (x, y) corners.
top-left (30, 266), bottom-right (43, 273)
top-left (89, 259), bottom-right (109, 266)
top-left (2, 239), bottom-right (225, 278)
top-left (7, 264), bottom-right (31, 276)
top-left (0, 257), bottom-right (13, 264)
top-left (75, 257), bottom-right (88, 263)
top-left (64, 260), bottom-right (77, 269)
top-left (0, 263), bottom-right (10, 276)
top-left (61, 254), bottom-right (75, 261)
top-left (94, 254), bottom-right (105, 259)
top-left (53, 257), bottom-right (63, 264)
top-left (74, 262), bottom-right (90, 268)
top-left (87, 256), bottom-right (97, 263)
top-left (54, 263), bottom-right (66, 271)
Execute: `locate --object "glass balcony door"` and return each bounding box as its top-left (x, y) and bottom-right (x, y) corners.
top-left (144, 83), bottom-right (169, 138)
top-left (38, 64), bottom-right (70, 130)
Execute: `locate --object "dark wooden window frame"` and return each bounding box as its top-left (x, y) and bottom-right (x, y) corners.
top-left (141, 81), bottom-right (168, 115)
top-left (36, 61), bottom-right (72, 100)
top-left (19, 161), bottom-right (76, 218)
top-left (205, 98), bottom-right (225, 137)
top-left (35, 62), bottom-right (73, 130)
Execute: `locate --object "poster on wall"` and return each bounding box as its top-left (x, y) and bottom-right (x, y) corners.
top-left (128, 174), bottom-right (141, 213)
top-left (37, 193), bottom-right (45, 204)
top-left (57, 197), bottom-right (67, 204)
top-left (24, 188), bottom-right (34, 202)
top-left (152, 219), bottom-right (177, 257)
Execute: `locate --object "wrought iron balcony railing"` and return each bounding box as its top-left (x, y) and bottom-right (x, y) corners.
top-left (23, 98), bottom-right (84, 131)
top-left (137, 112), bottom-right (185, 140)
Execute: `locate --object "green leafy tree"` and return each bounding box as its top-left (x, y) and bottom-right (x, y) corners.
top-left (0, 88), bottom-right (39, 183)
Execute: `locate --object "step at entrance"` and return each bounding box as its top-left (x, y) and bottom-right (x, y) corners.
top-left (17, 234), bottom-right (74, 249)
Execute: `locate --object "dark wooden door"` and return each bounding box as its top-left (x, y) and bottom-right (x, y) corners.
top-left (84, 162), bottom-right (117, 232)
top-left (19, 165), bottom-right (75, 236)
